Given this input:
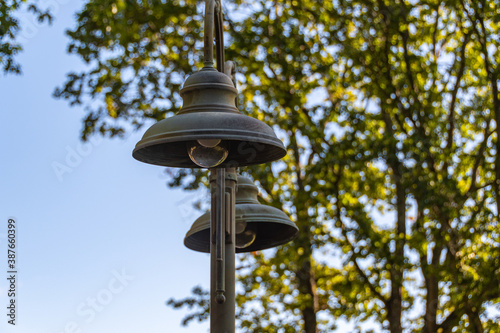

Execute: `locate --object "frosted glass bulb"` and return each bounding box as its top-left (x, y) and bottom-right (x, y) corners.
top-left (235, 221), bottom-right (247, 234)
top-left (235, 222), bottom-right (257, 249)
top-left (198, 139), bottom-right (221, 148)
top-left (187, 140), bottom-right (228, 168)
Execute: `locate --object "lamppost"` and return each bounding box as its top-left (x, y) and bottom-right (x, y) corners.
top-left (132, 0), bottom-right (296, 331)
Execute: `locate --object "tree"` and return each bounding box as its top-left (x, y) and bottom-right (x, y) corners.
top-left (0, 0), bottom-right (52, 74)
top-left (56, 0), bottom-right (500, 332)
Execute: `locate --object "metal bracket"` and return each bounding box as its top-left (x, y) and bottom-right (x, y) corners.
top-left (203, 0), bottom-right (225, 74)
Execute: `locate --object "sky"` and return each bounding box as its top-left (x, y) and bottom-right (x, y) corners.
top-left (0, 1), bottom-right (211, 332)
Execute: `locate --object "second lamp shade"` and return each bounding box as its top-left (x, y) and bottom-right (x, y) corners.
top-left (184, 175), bottom-right (298, 253)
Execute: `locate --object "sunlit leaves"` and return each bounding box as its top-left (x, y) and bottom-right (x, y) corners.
top-left (0, 0), bottom-right (52, 74)
top-left (55, 0), bottom-right (203, 140)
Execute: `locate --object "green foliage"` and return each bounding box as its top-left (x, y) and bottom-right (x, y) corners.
top-left (0, 0), bottom-right (52, 74)
top-left (54, 0), bottom-right (204, 140)
top-left (58, 0), bottom-right (500, 332)
top-left (166, 286), bottom-right (210, 326)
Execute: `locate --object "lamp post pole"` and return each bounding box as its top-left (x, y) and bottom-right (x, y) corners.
top-left (210, 168), bottom-right (237, 332)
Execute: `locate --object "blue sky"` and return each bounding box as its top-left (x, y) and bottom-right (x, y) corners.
top-left (0, 2), bottom-right (210, 332)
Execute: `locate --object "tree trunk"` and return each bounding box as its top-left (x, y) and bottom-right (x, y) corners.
top-left (472, 4), bottom-right (500, 227)
top-left (297, 255), bottom-right (318, 333)
top-left (294, 208), bottom-right (318, 333)
top-left (422, 255), bottom-right (439, 332)
top-left (467, 304), bottom-right (484, 333)
top-left (291, 131), bottom-right (318, 333)
top-left (388, 179), bottom-right (405, 333)
top-left (382, 109), bottom-right (405, 333)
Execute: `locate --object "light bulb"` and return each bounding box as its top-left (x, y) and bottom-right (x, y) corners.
top-left (187, 139), bottom-right (228, 168)
top-left (198, 139), bottom-right (221, 148)
top-left (235, 221), bottom-right (257, 249)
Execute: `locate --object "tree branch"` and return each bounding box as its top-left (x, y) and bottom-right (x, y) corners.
top-left (446, 32), bottom-right (470, 152)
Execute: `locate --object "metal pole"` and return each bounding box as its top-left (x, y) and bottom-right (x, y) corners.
top-left (209, 1), bottom-right (236, 330)
top-left (210, 168), bottom-right (236, 332)
top-left (203, 0), bottom-right (215, 68)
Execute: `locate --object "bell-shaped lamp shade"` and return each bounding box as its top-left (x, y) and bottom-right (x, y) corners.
top-left (184, 176), bottom-right (298, 253)
top-left (132, 67), bottom-right (286, 168)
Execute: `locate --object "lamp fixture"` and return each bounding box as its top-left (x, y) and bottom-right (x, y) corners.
top-left (184, 175), bottom-right (298, 253)
top-left (132, 0), bottom-right (285, 169)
